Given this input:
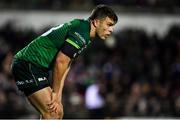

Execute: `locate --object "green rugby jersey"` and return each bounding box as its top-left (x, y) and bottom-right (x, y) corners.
top-left (14, 19), bottom-right (91, 69)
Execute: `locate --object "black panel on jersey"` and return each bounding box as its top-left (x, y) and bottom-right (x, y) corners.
top-left (61, 41), bottom-right (79, 59)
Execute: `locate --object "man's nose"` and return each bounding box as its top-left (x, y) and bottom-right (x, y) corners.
top-left (109, 27), bottom-right (113, 33)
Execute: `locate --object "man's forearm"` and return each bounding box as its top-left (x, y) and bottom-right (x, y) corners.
top-left (58, 67), bottom-right (70, 99)
top-left (52, 61), bottom-right (68, 96)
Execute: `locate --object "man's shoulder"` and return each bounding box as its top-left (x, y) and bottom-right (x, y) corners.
top-left (67, 19), bottom-right (90, 46)
top-left (69, 19), bottom-right (89, 28)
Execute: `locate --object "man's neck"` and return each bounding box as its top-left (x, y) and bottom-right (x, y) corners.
top-left (90, 21), bottom-right (96, 40)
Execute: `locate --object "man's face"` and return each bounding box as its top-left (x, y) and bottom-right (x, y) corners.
top-left (96, 17), bottom-right (115, 40)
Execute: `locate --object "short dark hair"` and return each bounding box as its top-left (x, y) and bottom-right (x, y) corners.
top-left (89, 4), bottom-right (118, 24)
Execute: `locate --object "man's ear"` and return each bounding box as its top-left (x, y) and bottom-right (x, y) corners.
top-left (93, 19), bottom-right (99, 27)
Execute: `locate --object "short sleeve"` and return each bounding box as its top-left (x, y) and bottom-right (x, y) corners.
top-left (61, 37), bottom-right (86, 59)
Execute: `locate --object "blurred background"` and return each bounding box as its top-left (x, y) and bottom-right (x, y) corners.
top-left (0, 0), bottom-right (180, 119)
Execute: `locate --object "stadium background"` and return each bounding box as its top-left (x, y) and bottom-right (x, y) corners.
top-left (0, 0), bottom-right (180, 119)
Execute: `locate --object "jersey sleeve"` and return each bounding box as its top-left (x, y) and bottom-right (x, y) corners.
top-left (61, 19), bottom-right (90, 59)
top-left (61, 37), bottom-right (87, 59)
top-left (67, 19), bottom-right (90, 47)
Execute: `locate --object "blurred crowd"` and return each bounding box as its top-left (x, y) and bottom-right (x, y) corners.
top-left (0, 21), bottom-right (180, 119)
top-left (0, 0), bottom-right (180, 13)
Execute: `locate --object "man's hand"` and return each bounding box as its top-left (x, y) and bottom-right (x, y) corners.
top-left (47, 92), bottom-right (61, 113)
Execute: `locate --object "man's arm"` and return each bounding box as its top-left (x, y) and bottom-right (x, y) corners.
top-left (47, 51), bottom-right (71, 113)
top-left (48, 39), bottom-right (81, 112)
top-left (52, 51), bottom-right (71, 98)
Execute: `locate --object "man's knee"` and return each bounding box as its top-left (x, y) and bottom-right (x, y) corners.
top-left (55, 105), bottom-right (64, 119)
top-left (42, 105), bottom-right (63, 119)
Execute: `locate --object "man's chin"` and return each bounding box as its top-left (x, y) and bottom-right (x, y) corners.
top-left (100, 36), bottom-right (106, 40)
top-left (97, 35), bottom-right (106, 40)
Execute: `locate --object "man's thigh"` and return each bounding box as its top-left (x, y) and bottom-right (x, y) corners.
top-left (28, 87), bottom-right (62, 119)
top-left (11, 59), bottom-right (50, 96)
top-left (27, 86), bottom-right (52, 114)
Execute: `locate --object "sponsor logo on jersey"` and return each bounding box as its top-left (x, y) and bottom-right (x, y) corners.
top-left (73, 53), bottom-right (77, 58)
top-left (74, 32), bottom-right (86, 45)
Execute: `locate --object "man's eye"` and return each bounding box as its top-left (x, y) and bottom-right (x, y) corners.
top-left (108, 24), bottom-right (113, 26)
